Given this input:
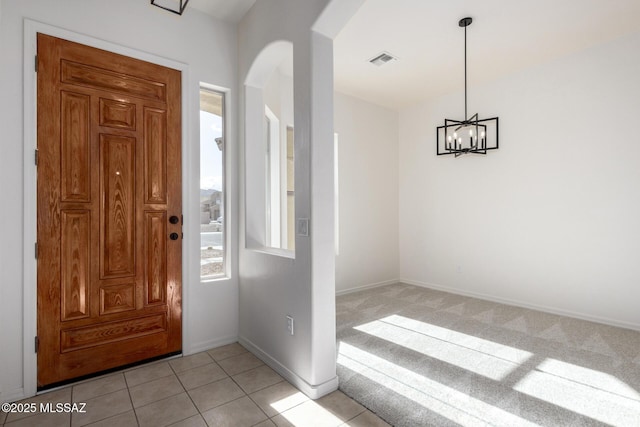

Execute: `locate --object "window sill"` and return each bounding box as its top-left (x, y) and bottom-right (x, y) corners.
top-left (200, 274), bottom-right (230, 284)
top-left (248, 246), bottom-right (295, 259)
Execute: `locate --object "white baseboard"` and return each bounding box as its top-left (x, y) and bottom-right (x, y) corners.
top-left (400, 278), bottom-right (640, 332)
top-left (335, 279), bottom-right (399, 297)
top-left (1, 387), bottom-right (25, 404)
top-left (238, 336), bottom-right (339, 400)
top-left (187, 335), bottom-right (239, 355)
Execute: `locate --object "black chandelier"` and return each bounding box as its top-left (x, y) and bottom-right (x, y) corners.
top-left (437, 17), bottom-right (499, 157)
top-left (151, 0), bottom-right (189, 15)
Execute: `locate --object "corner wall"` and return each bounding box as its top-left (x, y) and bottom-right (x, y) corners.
top-left (0, 0), bottom-right (239, 402)
top-left (399, 31), bottom-right (640, 329)
top-left (334, 93), bottom-right (399, 294)
top-left (238, 0), bottom-right (343, 398)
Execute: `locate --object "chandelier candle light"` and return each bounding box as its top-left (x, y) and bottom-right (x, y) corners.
top-left (437, 17), bottom-right (499, 157)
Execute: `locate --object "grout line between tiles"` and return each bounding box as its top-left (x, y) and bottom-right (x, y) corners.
top-left (160, 359), bottom-right (195, 427)
top-left (122, 368), bottom-right (140, 427)
top-left (244, 382), bottom-right (294, 421)
top-left (82, 410), bottom-right (132, 427)
top-left (69, 384), bottom-right (74, 427)
top-left (172, 359), bottom-right (214, 427)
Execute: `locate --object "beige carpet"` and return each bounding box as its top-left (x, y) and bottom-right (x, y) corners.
top-left (336, 283), bottom-right (640, 427)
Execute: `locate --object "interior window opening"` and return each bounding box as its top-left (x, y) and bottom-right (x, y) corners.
top-left (263, 53), bottom-right (295, 251)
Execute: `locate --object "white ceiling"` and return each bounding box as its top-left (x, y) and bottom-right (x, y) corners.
top-left (334, 0), bottom-right (640, 110)
top-left (188, 0), bottom-right (640, 109)
top-left (188, 0), bottom-right (256, 23)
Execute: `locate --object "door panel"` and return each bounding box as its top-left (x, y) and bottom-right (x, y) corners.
top-left (60, 60), bottom-right (167, 101)
top-left (100, 283), bottom-right (136, 315)
top-left (143, 108), bottom-right (168, 204)
top-left (145, 211), bottom-right (168, 305)
top-left (60, 210), bottom-right (91, 321)
top-left (37, 33), bottom-right (182, 388)
top-left (100, 133), bottom-right (136, 278)
top-left (100, 98), bottom-right (137, 130)
top-left (60, 91), bottom-right (91, 202)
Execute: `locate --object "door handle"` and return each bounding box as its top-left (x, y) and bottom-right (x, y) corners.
top-left (169, 215), bottom-right (180, 224)
top-left (169, 232), bottom-right (179, 240)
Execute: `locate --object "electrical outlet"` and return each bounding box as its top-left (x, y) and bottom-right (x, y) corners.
top-left (286, 315), bottom-right (294, 335)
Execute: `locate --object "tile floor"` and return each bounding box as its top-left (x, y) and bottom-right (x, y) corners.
top-left (1, 343), bottom-right (389, 427)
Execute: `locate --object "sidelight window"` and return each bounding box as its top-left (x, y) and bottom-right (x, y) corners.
top-left (199, 87), bottom-right (226, 279)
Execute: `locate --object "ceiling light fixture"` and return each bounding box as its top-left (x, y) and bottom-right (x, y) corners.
top-left (151, 0), bottom-right (189, 16)
top-left (437, 17), bottom-right (499, 157)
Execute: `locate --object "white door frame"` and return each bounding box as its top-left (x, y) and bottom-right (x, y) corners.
top-left (23, 19), bottom-right (191, 397)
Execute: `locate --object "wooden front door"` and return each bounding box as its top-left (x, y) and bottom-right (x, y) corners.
top-left (36, 34), bottom-right (182, 388)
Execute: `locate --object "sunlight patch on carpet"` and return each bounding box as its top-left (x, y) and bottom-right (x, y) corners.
top-left (338, 342), bottom-right (540, 427)
top-left (513, 365), bottom-right (640, 426)
top-left (537, 358), bottom-right (640, 401)
top-left (354, 316), bottom-right (531, 381)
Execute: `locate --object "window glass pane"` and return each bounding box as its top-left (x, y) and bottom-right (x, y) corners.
top-left (200, 88), bottom-right (225, 278)
top-left (263, 52), bottom-right (294, 251)
top-left (264, 105), bottom-right (282, 248)
top-left (286, 126), bottom-right (295, 250)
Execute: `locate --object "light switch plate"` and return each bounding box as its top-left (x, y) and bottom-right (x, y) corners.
top-left (296, 218), bottom-right (309, 236)
top-left (286, 315), bottom-right (294, 335)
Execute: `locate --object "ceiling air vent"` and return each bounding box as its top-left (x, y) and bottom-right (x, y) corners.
top-left (368, 52), bottom-right (398, 66)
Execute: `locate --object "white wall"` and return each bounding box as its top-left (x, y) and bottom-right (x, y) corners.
top-left (264, 68), bottom-right (294, 127)
top-left (399, 31), bottom-right (640, 329)
top-left (0, 0), bottom-right (239, 402)
top-left (238, 0), bottom-right (342, 398)
top-left (334, 93), bottom-right (399, 293)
